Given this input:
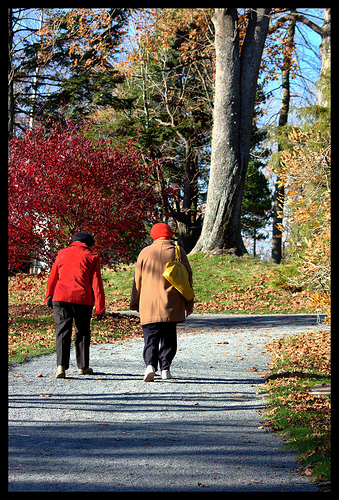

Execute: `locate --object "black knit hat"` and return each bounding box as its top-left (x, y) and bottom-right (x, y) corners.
top-left (72, 232), bottom-right (95, 247)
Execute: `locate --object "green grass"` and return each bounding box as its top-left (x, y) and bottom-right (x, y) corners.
top-left (185, 252), bottom-right (274, 300)
top-left (102, 252), bottom-right (312, 314)
top-left (102, 252), bottom-right (275, 301)
top-left (8, 312), bottom-right (56, 364)
top-left (102, 263), bottom-right (136, 305)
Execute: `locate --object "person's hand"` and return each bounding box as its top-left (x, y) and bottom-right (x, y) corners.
top-left (186, 307), bottom-right (193, 317)
top-left (95, 313), bottom-right (105, 321)
top-left (46, 297), bottom-right (53, 309)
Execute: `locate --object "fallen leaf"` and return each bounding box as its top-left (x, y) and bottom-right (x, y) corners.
top-left (37, 373), bottom-right (43, 377)
top-left (231, 393), bottom-right (244, 397)
top-left (301, 467), bottom-right (313, 477)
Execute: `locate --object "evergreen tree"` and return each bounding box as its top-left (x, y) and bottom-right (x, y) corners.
top-left (241, 160), bottom-right (273, 257)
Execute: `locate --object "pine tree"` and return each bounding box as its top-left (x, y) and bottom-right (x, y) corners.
top-left (241, 161), bottom-right (272, 257)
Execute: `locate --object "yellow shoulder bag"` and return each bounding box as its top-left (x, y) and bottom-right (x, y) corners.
top-left (162, 245), bottom-right (195, 301)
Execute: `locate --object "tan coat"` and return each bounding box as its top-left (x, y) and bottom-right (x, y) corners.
top-left (130, 239), bottom-right (193, 325)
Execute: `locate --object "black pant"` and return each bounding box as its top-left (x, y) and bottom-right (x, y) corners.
top-left (53, 301), bottom-right (93, 370)
top-left (142, 322), bottom-right (177, 371)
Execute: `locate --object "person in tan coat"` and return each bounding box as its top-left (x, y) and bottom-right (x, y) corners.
top-left (130, 223), bottom-right (194, 381)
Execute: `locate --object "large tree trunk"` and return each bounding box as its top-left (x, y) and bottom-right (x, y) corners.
top-left (191, 8), bottom-right (271, 255)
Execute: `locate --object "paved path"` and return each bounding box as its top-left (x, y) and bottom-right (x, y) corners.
top-left (8, 313), bottom-right (326, 492)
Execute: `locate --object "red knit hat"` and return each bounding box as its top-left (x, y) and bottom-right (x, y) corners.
top-left (150, 223), bottom-right (173, 240)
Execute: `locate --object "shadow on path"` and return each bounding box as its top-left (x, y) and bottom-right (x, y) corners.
top-left (181, 313), bottom-right (324, 330)
top-left (8, 418), bottom-right (317, 492)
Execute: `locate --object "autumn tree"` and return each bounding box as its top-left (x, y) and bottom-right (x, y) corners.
top-left (9, 8), bottom-right (130, 131)
top-left (90, 8), bottom-right (215, 252)
top-left (269, 128), bottom-right (330, 320)
top-left (8, 8), bottom-right (45, 137)
top-left (269, 8), bottom-right (330, 263)
top-left (271, 14), bottom-right (296, 264)
top-left (8, 120), bottom-right (167, 272)
top-left (8, 8), bottom-right (14, 140)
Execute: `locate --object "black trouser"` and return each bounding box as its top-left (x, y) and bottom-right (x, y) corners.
top-left (142, 322), bottom-right (177, 371)
top-left (52, 301), bottom-right (93, 370)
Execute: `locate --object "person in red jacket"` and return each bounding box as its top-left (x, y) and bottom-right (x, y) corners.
top-left (44, 232), bottom-right (105, 379)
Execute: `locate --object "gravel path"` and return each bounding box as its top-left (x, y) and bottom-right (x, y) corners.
top-left (8, 313), bottom-right (326, 492)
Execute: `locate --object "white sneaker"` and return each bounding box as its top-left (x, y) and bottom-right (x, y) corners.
top-left (143, 365), bottom-right (156, 382)
top-left (161, 369), bottom-right (172, 380)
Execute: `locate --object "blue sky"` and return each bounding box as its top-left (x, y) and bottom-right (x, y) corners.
top-left (261, 9), bottom-right (323, 127)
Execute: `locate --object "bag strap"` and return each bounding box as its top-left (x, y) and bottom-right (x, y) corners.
top-left (175, 245), bottom-right (181, 261)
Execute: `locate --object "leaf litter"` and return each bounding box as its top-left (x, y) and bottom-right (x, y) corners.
top-left (262, 330), bottom-right (331, 486)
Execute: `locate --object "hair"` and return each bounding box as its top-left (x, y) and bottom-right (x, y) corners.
top-left (72, 232), bottom-right (95, 247)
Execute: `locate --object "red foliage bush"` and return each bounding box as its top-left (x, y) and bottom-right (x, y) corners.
top-left (8, 121), bottom-right (168, 271)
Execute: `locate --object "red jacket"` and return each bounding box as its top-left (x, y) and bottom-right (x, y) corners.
top-left (44, 242), bottom-right (105, 315)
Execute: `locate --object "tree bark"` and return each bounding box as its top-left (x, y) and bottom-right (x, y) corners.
top-left (172, 140), bottom-right (201, 253)
top-left (29, 9), bottom-right (44, 130)
top-left (271, 14), bottom-right (295, 264)
top-left (191, 8), bottom-right (271, 255)
top-left (318, 9), bottom-right (330, 107)
top-left (176, 139), bottom-right (201, 252)
top-left (8, 8), bottom-right (14, 143)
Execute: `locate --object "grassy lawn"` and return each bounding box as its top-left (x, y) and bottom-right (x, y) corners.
top-left (102, 252), bottom-right (313, 314)
top-left (262, 330), bottom-right (331, 489)
top-left (8, 306), bottom-right (56, 364)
